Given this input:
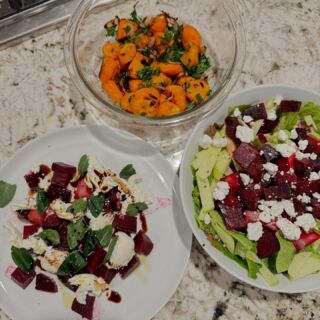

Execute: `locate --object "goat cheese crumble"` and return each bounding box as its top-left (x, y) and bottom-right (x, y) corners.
top-left (213, 181), bottom-right (230, 201)
top-left (235, 125), bottom-right (254, 143)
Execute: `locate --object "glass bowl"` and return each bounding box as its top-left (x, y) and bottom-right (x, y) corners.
top-left (64, 0), bottom-right (246, 127)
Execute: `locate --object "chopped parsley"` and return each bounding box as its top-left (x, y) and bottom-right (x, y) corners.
top-left (184, 53), bottom-right (211, 79)
top-left (105, 26), bottom-right (116, 37)
top-left (130, 4), bottom-right (142, 26)
top-left (137, 66), bottom-right (160, 81)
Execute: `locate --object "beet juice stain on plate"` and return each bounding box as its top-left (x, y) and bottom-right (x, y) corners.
top-left (108, 291), bottom-right (122, 303)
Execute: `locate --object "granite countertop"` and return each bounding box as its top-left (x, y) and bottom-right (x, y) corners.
top-left (1, 0), bottom-right (320, 319)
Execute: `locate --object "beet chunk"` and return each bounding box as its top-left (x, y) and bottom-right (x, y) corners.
top-left (23, 225), bottom-right (40, 239)
top-left (225, 117), bottom-right (241, 144)
top-left (295, 179), bottom-right (311, 196)
top-left (47, 184), bottom-right (71, 203)
top-left (279, 100), bottom-right (301, 112)
top-left (95, 265), bottom-right (117, 284)
top-left (295, 128), bottom-right (308, 141)
top-left (11, 267), bottom-right (36, 289)
top-left (257, 229), bottom-right (280, 258)
top-left (104, 187), bottom-right (122, 213)
top-left (58, 221), bottom-right (69, 250)
top-left (233, 143), bottom-right (260, 170)
top-left (35, 273), bottom-right (58, 293)
top-left (119, 255), bottom-right (140, 279)
top-left (312, 200), bottom-right (320, 219)
top-left (72, 295), bottom-right (95, 320)
top-left (134, 231), bottom-right (154, 256)
top-left (264, 183), bottom-right (292, 200)
top-left (243, 103), bottom-right (267, 120)
top-left (217, 203), bottom-right (246, 231)
top-left (246, 160), bottom-right (263, 181)
top-left (113, 214), bottom-right (137, 234)
top-left (294, 158), bottom-right (314, 177)
top-left (293, 199), bottom-right (307, 214)
top-left (52, 162), bottom-right (76, 176)
top-left (258, 119), bottom-right (279, 134)
top-left (24, 171), bottom-right (40, 191)
top-left (87, 245), bottom-right (106, 273)
top-left (261, 144), bottom-right (280, 162)
top-left (43, 211), bottom-right (62, 228)
top-left (239, 184), bottom-right (262, 210)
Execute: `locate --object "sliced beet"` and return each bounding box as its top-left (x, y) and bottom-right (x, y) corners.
top-left (295, 128), bottom-right (308, 141)
top-left (119, 255), bottom-right (140, 279)
top-left (87, 245), bottom-right (106, 273)
top-left (43, 211), bottom-right (62, 228)
top-left (11, 267), bottom-right (36, 289)
top-left (294, 158), bottom-right (314, 177)
top-left (239, 184), bottom-right (262, 210)
top-left (258, 133), bottom-right (267, 144)
top-left (23, 225), bottom-right (40, 239)
top-left (258, 119), bottom-right (279, 134)
top-left (310, 180), bottom-right (320, 193)
top-left (225, 117), bottom-right (241, 144)
top-left (306, 136), bottom-right (320, 154)
top-left (312, 200), bottom-right (320, 219)
top-left (264, 183), bottom-right (292, 200)
top-left (51, 171), bottom-right (73, 188)
top-left (277, 158), bottom-right (291, 172)
top-left (58, 221), bottom-right (69, 250)
top-left (134, 231), bottom-right (154, 256)
top-left (52, 162), bottom-right (76, 177)
top-left (261, 144), bottom-right (280, 162)
top-left (16, 209), bottom-right (31, 220)
top-left (257, 229), bottom-right (280, 258)
top-left (113, 214), bottom-right (137, 234)
top-left (293, 199), bottom-right (307, 214)
top-left (95, 265), bottom-right (117, 284)
top-left (222, 191), bottom-right (242, 207)
top-left (220, 173), bottom-right (241, 191)
top-left (104, 187), bottom-right (122, 213)
top-left (279, 100), bottom-right (301, 112)
top-left (217, 203), bottom-right (246, 230)
top-left (275, 171), bottom-right (298, 184)
top-left (243, 103), bottom-right (267, 120)
top-left (295, 179), bottom-right (311, 196)
top-left (71, 295), bottom-right (95, 320)
top-left (24, 171), bottom-right (40, 191)
top-left (58, 275), bottom-right (79, 292)
top-left (47, 184), bottom-right (71, 203)
top-left (233, 143), bottom-right (260, 170)
top-left (35, 273), bottom-right (58, 293)
top-left (246, 160), bottom-right (263, 181)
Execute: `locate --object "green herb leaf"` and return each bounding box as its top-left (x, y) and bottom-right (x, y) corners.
top-left (130, 4), bottom-right (142, 25)
top-left (37, 229), bottom-right (60, 246)
top-left (88, 193), bottom-right (105, 218)
top-left (11, 246), bottom-right (34, 273)
top-left (104, 235), bottom-right (119, 263)
top-left (83, 231), bottom-right (99, 257)
top-left (95, 225), bottom-right (113, 247)
top-left (67, 199), bottom-right (87, 213)
top-left (67, 218), bottom-right (88, 250)
top-left (57, 251), bottom-right (87, 276)
top-left (196, 93), bottom-right (203, 104)
top-left (36, 190), bottom-right (49, 215)
top-left (160, 43), bottom-right (184, 62)
top-left (78, 154), bottom-right (89, 177)
top-left (0, 181), bottom-right (16, 208)
top-left (184, 53), bottom-right (211, 79)
top-left (172, 24), bottom-right (183, 41)
top-left (119, 164), bottom-right (136, 180)
top-left (186, 101), bottom-right (196, 111)
top-left (124, 25), bottom-right (131, 34)
top-left (105, 26), bottom-right (116, 37)
top-left (126, 202), bottom-right (148, 216)
top-left (163, 32), bottom-right (173, 41)
top-left (137, 67), bottom-right (160, 81)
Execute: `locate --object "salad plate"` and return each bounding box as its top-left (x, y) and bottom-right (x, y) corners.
top-left (0, 125), bottom-right (192, 320)
top-left (180, 85), bottom-right (320, 293)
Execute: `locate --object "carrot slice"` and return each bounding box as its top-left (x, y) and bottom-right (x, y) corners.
top-left (176, 76), bottom-right (194, 86)
top-left (137, 34), bottom-right (150, 49)
top-left (180, 45), bottom-right (200, 68)
top-left (129, 88), bottom-right (160, 116)
top-left (102, 42), bottom-right (120, 59)
top-left (182, 25), bottom-right (202, 50)
top-left (159, 94), bottom-right (167, 104)
top-left (117, 19), bottom-right (139, 40)
top-left (154, 32), bottom-right (167, 55)
top-left (158, 63), bottom-right (184, 77)
top-left (99, 57), bottom-right (120, 82)
top-left (164, 85), bottom-right (188, 111)
top-left (150, 14), bottom-right (167, 34)
top-left (185, 79), bottom-right (210, 104)
top-left (102, 80), bottom-right (123, 103)
top-left (128, 52), bottom-right (148, 78)
top-left (157, 101), bottom-right (180, 116)
top-left (129, 80), bottom-right (144, 92)
top-left (151, 73), bottom-right (172, 88)
top-left (119, 43), bottom-right (137, 67)
top-left (120, 92), bottom-right (135, 112)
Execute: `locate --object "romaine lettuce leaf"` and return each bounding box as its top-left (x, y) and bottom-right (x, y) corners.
top-left (299, 102), bottom-right (320, 131)
top-left (276, 112), bottom-right (299, 131)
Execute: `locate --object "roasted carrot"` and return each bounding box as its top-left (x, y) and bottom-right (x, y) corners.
top-left (117, 19), bottom-right (139, 40)
top-left (129, 88), bottom-right (160, 116)
top-left (180, 44), bottom-right (200, 68)
top-left (159, 94), bottom-right (167, 104)
top-left (151, 73), bottom-right (172, 88)
top-left (137, 34), bottom-right (150, 49)
top-left (154, 32), bottom-right (167, 55)
top-left (185, 79), bottom-right (210, 104)
top-left (128, 52), bottom-right (148, 78)
top-left (157, 101), bottom-right (180, 116)
top-left (99, 57), bottom-right (120, 82)
top-left (129, 79), bottom-right (144, 92)
top-left (102, 42), bottom-right (120, 59)
top-left (150, 14), bottom-right (167, 34)
top-left (158, 63), bottom-right (184, 77)
top-left (120, 92), bottom-right (135, 112)
top-left (102, 80), bottom-right (123, 103)
top-left (119, 43), bottom-right (137, 67)
top-left (164, 85), bottom-right (188, 110)
top-left (176, 76), bottom-right (194, 86)
top-left (182, 24), bottom-right (202, 50)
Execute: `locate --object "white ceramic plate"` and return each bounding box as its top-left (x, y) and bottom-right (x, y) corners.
top-left (180, 84), bottom-right (320, 293)
top-left (0, 125), bottom-right (192, 320)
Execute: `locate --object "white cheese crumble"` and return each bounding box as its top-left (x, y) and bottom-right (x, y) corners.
top-left (278, 130), bottom-right (288, 142)
top-left (307, 206), bottom-right (313, 212)
top-left (40, 248), bottom-right (68, 274)
top-left (314, 192), bottom-right (320, 200)
top-left (204, 214), bottom-right (212, 225)
top-left (254, 184), bottom-right (261, 190)
top-left (233, 108), bottom-right (241, 117)
top-left (311, 153), bottom-right (318, 160)
top-left (240, 173), bottom-right (250, 186)
top-left (259, 211), bottom-right (272, 223)
top-left (243, 115), bottom-right (254, 123)
top-left (290, 129), bottom-right (298, 140)
top-left (16, 235), bottom-right (49, 255)
top-left (274, 96), bottom-right (283, 105)
top-left (295, 151), bottom-right (310, 160)
top-left (267, 110), bottom-right (277, 121)
top-left (212, 138), bottom-right (228, 148)
top-left (276, 218), bottom-right (301, 240)
top-left (309, 172), bottom-right (320, 181)
top-left (295, 214), bottom-right (316, 233)
top-left (263, 162), bottom-right (278, 177)
top-left (263, 173), bottom-right (271, 182)
top-left (270, 201), bottom-right (284, 217)
top-left (297, 193), bottom-right (311, 204)
top-left (51, 199), bottom-right (84, 222)
top-left (275, 144), bottom-right (296, 158)
top-left (282, 200), bottom-right (297, 217)
top-left (38, 172), bottom-right (53, 191)
top-left (247, 222), bottom-right (263, 241)
top-left (213, 181), bottom-right (230, 201)
top-left (86, 211), bottom-right (114, 231)
top-left (199, 134), bottom-right (213, 149)
top-left (235, 125), bottom-right (254, 143)
top-left (298, 140), bottom-right (308, 151)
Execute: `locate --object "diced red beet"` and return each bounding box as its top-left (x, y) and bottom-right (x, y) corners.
top-left (24, 171), bottom-right (40, 191)
top-left (58, 221), bottom-right (69, 250)
top-left (11, 267), bottom-right (36, 289)
top-left (244, 210), bottom-right (260, 223)
top-left (221, 173), bottom-right (241, 190)
top-left (261, 144), bottom-right (280, 162)
top-left (264, 183), bottom-right (292, 200)
top-left (312, 200), bottom-right (320, 219)
top-left (47, 184), bottom-right (72, 203)
top-left (43, 211), bottom-right (62, 228)
top-left (233, 143), bottom-right (260, 170)
top-left (258, 133), bottom-right (267, 144)
top-left (277, 158), bottom-right (290, 172)
top-left (295, 179), bottom-right (311, 196)
top-left (279, 100), bottom-right (301, 112)
top-left (58, 275), bottom-right (79, 292)
top-left (306, 136), bottom-right (320, 154)
top-left (243, 103), bottom-right (267, 120)
top-left (23, 225), bottom-right (40, 239)
top-left (309, 180), bottom-right (320, 193)
top-left (35, 273), bottom-right (58, 293)
top-left (52, 162), bottom-right (76, 176)
top-left (113, 214), bottom-right (137, 234)
top-left (292, 232), bottom-right (320, 250)
top-left (134, 231), bottom-right (154, 256)
top-left (258, 119), bottom-right (279, 134)
top-left (87, 245), bottom-right (106, 273)
top-left (119, 255), bottom-right (140, 279)
top-left (72, 295), bottom-right (95, 320)
top-left (51, 171), bottom-right (73, 188)
top-left (95, 265), bottom-right (117, 284)
top-left (217, 203), bottom-right (246, 231)
top-left (225, 117), bottom-right (241, 144)
top-left (293, 199), bottom-right (307, 214)
top-left (16, 209), bottom-right (31, 220)
top-left (222, 190), bottom-right (242, 207)
top-left (294, 158), bottom-right (314, 177)
top-left (257, 229), bottom-right (280, 258)
top-left (246, 160), bottom-right (263, 181)
top-left (295, 128), bottom-right (308, 141)
top-left (104, 187), bottom-right (122, 213)
top-left (275, 171), bottom-right (298, 184)
top-left (239, 184), bottom-right (262, 210)
top-left (27, 209), bottom-right (44, 226)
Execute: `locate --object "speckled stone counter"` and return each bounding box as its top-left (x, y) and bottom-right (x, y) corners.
top-left (1, 1), bottom-right (320, 319)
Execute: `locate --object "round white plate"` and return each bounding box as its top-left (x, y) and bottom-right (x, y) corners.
top-left (180, 84), bottom-right (320, 293)
top-left (0, 125), bottom-right (192, 320)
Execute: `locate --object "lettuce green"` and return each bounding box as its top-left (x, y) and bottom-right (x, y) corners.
top-left (276, 112), bottom-right (300, 131)
top-left (299, 102), bottom-right (320, 131)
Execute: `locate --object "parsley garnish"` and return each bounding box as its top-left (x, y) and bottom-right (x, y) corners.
top-left (196, 93), bottom-right (203, 103)
top-left (183, 53), bottom-right (211, 79)
top-left (105, 26), bottom-right (116, 37)
top-left (137, 66), bottom-right (160, 81)
top-left (186, 101), bottom-right (196, 111)
top-left (130, 4), bottom-right (142, 25)
top-left (124, 25), bottom-right (131, 34)
top-left (160, 43), bottom-right (184, 62)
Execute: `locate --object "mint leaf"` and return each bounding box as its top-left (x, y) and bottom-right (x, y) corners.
top-left (57, 251), bottom-right (87, 276)
top-left (119, 164), bottom-right (136, 180)
top-left (67, 199), bottom-right (87, 213)
top-left (0, 180), bottom-right (16, 208)
top-left (78, 154), bottom-right (89, 177)
top-left (67, 218), bottom-right (88, 250)
top-left (36, 190), bottom-right (49, 215)
top-left (11, 246), bottom-right (34, 273)
top-left (37, 229), bottom-right (60, 246)
top-left (126, 202), bottom-right (148, 216)
top-left (83, 231), bottom-right (98, 257)
top-left (88, 193), bottom-right (105, 218)
top-left (95, 225), bottom-right (113, 247)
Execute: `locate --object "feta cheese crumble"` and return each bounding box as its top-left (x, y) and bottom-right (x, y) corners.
top-left (243, 115), bottom-right (253, 123)
top-left (290, 129), bottom-right (298, 140)
top-left (204, 214), bottom-right (211, 225)
top-left (278, 130), bottom-right (287, 142)
top-left (311, 153), bottom-right (318, 160)
top-left (275, 144), bottom-right (296, 157)
top-left (212, 137), bottom-right (228, 148)
top-left (199, 134), bottom-right (213, 149)
top-left (235, 125), bottom-right (254, 143)
top-left (263, 162), bottom-right (278, 177)
top-left (297, 193), bottom-right (311, 204)
top-left (247, 222), bottom-right (263, 241)
top-left (259, 211), bottom-right (272, 223)
top-left (282, 200), bottom-right (296, 217)
top-left (295, 214), bottom-right (316, 233)
top-left (40, 248), bottom-right (68, 274)
top-left (213, 181), bottom-right (230, 201)
top-left (309, 172), bottom-right (320, 181)
top-left (267, 110), bottom-right (277, 121)
top-left (240, 173), bottom-right (250, 186)
top-left (314, 192), bottom-right (320, 200)
top-left (233, 108), bottom-right (241, 117)
top-left (276, 218), bottom-right (301, 240)
top-left (298, 140), bottom-right (308, 151)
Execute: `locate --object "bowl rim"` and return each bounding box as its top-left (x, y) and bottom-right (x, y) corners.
top-left (64, 0), bottom-right (246, 126)
top-left (179, 84), bottom-right (320, 293)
